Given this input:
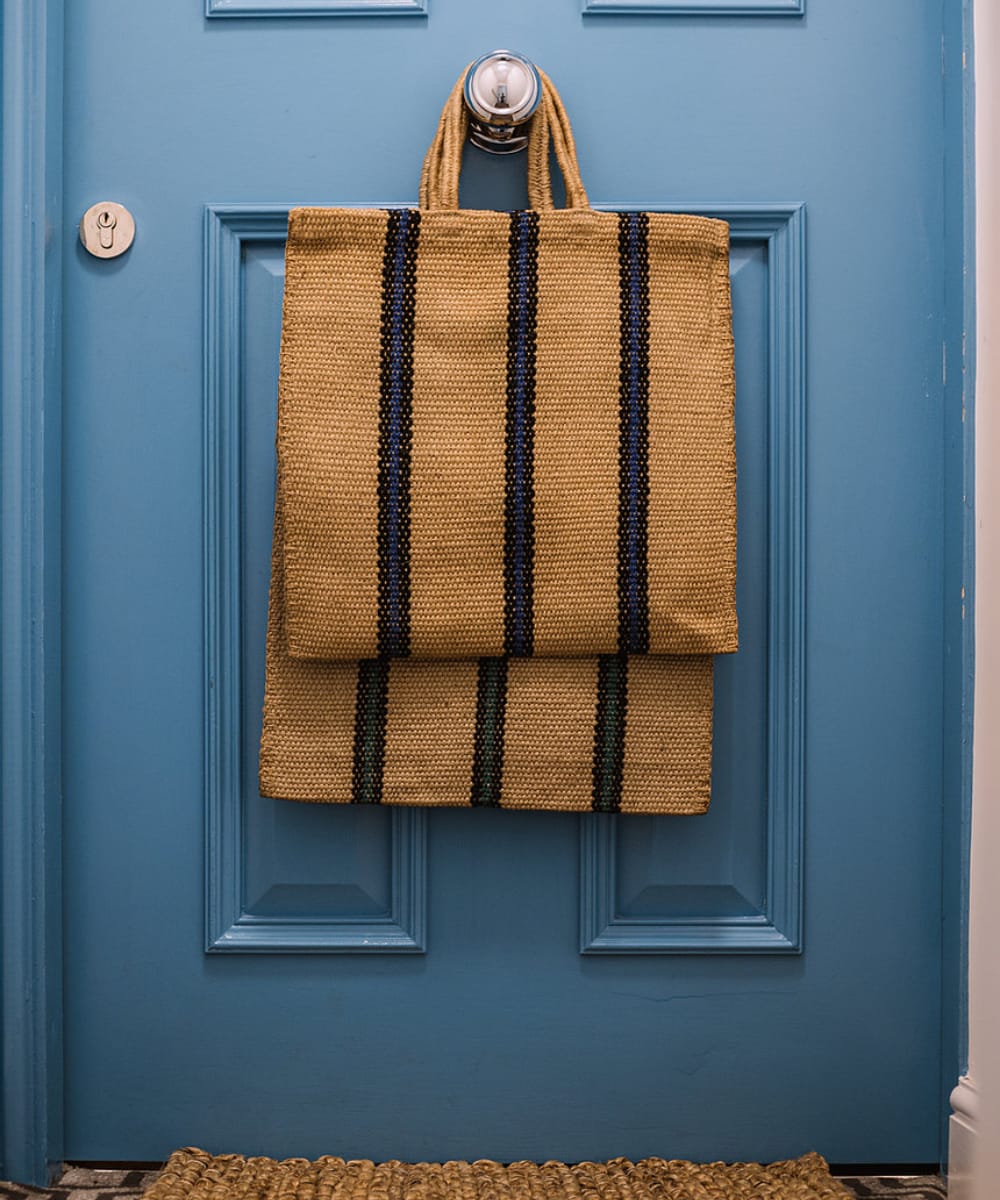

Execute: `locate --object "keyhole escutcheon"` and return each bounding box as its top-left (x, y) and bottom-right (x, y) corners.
top-left (80, 202), bottom-right (135, 259)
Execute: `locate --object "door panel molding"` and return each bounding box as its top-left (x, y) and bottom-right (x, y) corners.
top-left (580, 203), bottom-right (806, 954)
top-left (206, 0), bottom-right (426, 15)
top-left (204, 202), bottom-right (804, 957)
top-left (204, 205), bottom-right (427, 954)
top-left (0, 0), bottom-right (64, 1184)
top-left (583, 0), bottom-right (803, 14)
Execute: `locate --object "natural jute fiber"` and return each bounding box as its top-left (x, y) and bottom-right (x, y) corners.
top-left (276, 72), bottom-right (736, 661)
top-left (260, 493), bottom-right (713, 813)
top-left (260, 69), bottom-right (732, 813)
top-left (145, 1148), bottom-right (854, 1200)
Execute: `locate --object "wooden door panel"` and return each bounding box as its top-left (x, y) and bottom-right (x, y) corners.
top-left (59, 0), bottom-right (952, 1167)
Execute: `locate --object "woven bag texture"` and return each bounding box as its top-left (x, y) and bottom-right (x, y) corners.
top-left (260, 70), bottom-right (730, 814)
top-left (144, 1148), bottom-right (855, 1200)
top-left (261, 494), bottom-right (713, 813)
top-left (277, 79), bottom-right (736, 662)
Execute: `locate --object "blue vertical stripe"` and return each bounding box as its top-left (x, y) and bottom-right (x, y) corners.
top-left (385, 213), bottom-right (409, 637)
top-left (626, 218), bottom-right (644, 643)
top-left (377, 209), bottom-right (419, 658)
top-left (504, 210), bottom-right (538, 656)
top-left (617, 212), bottom-right (651, 653)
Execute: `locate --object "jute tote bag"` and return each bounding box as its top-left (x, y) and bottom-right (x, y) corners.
top-left (261, 493), bottom-right (715, 814)
top-left (259, 70), bottom-right (732, 814)
top-left (275, 72), bottom-right (737, 662)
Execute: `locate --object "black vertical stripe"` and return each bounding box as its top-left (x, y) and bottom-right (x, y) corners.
top-left (591, 654), bottom-right (629, 813)
top-left (616, 212), bottom-right (651, 654)
top-left (503, 210), bottom-right (539, 657)
top-left (377, 208), bottom-right (420, 658)
top-left (351, 659), bottom-right (391, 804)
top-left (470, 658), bottom-right (509, 807)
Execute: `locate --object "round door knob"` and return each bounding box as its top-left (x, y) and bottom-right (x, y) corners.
top-left (464, 51), bottom-right (542, 155)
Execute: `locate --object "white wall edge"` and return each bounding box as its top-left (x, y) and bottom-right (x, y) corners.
top-left (969, 0), bottom-right (1000, 1194)
top-left (949, 1076), bottom-right (978, 1200)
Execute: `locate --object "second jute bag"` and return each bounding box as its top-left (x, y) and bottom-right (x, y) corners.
top-left (260, 70), bottom-right (735, 814)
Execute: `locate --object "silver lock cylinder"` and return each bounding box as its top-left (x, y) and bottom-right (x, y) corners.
top-left (464, 51), bottom-right (542, 155)
top-left (79, 202), bottom-right (135, 259)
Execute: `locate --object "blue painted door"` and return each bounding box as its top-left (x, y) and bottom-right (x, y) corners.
top-left (62, 0), bottom-right (959, 1167)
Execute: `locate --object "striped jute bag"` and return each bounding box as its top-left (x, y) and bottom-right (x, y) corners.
top-left (259, 70), bottom-right (734, 814)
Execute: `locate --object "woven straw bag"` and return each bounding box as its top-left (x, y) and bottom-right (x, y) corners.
top-left (260, 70), bottom-right (733, 814)
top-left (275, 71), bottom-right (736, 662)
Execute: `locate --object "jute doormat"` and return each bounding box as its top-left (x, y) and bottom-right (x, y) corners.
top-left (145, 1148), bottom-right (854, 1200)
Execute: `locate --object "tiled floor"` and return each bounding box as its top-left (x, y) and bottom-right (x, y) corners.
top-left (0, 1168), bottom-right (161, 1200)
top-left (836, 1180), bottom-right (947, 1198)
top-left (0, 1165), bottom-right (948, 1200)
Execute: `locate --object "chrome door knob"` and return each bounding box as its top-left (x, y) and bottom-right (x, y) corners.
top-left (464, 51), bottom-right (542, 155)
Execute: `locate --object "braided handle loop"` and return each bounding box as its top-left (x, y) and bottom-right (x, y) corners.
top-left (419, 67), bottom-right (590, 212)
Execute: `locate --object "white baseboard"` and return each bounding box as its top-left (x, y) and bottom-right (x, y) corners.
top-left (949, 1075), bottom-right (979, 1200)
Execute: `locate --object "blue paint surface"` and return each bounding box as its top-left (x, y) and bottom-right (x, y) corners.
top-left (55, 0), bottom-right (965, 1174)
top-left (1, 0), bottom-right (64, 1186)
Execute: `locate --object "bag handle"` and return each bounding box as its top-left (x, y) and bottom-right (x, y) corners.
top-left (418, 67), bottom-right (590, 212)
top-left (525, 70), bottom-right (591, 211)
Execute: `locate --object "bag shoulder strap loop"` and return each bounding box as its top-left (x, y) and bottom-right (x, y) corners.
top-left (419, 67), bottom-right (590, 212)
top-left (525, 71), bottom-right (590, 212)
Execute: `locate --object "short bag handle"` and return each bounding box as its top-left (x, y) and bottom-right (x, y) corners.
top-left (418, 67), bottom-right (591, 212)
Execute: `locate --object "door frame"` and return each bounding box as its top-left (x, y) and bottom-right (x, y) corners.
top-left (1, 0), bottom-right (64, 1185)
top-left (949, 0), bottom-right (999, 1193)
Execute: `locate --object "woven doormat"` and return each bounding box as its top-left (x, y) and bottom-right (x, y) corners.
top-left (146, 1148), bottom-right (854, 1200)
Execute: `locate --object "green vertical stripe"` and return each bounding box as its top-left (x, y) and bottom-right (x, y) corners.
top-left (351, 659), bottom-right (390, 804)
top-left (592, 654), bottom-right (628, 812)
top-left (471, 658), bottom-right (509, 807)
